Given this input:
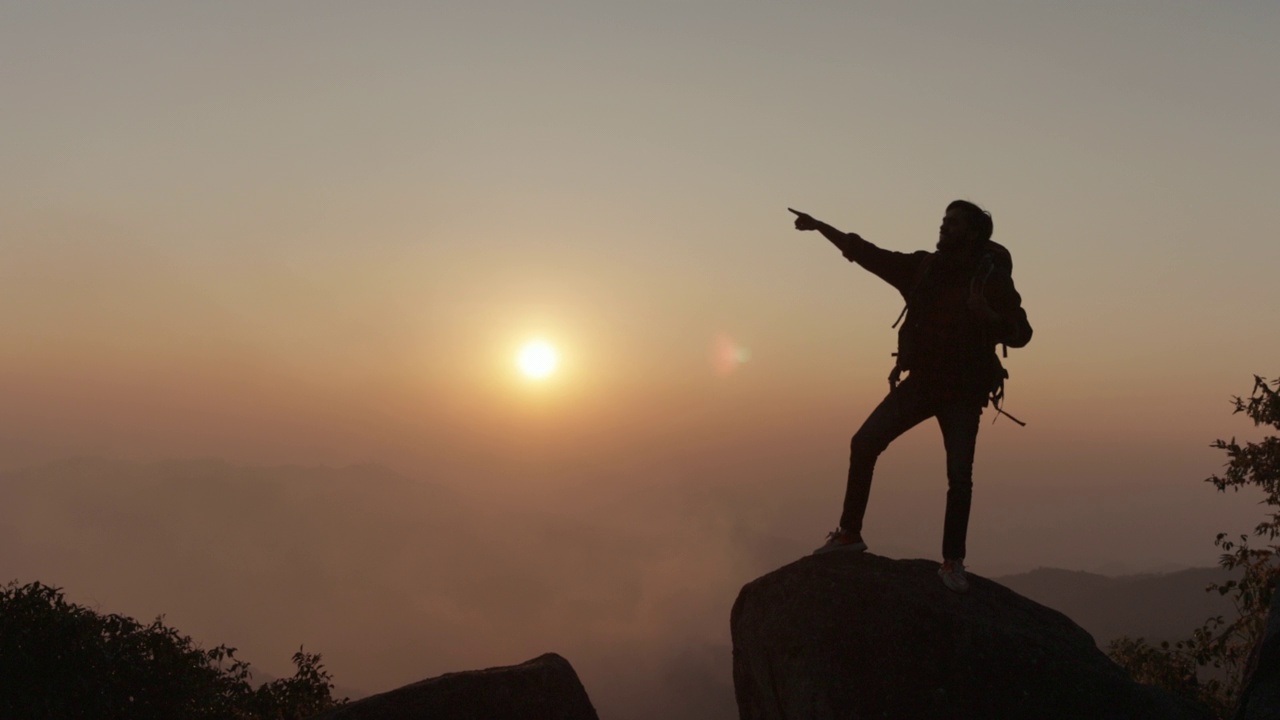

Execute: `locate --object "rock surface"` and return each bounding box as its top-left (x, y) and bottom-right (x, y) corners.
top-left (1234, 582), bottom-right (1280, 720)
top-left (731, 552), bottom-right (1209, 720)
top-left (308, 653), bottom-right (598, 720)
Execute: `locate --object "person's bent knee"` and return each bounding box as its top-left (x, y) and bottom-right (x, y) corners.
top-left (850, 430), bottom-right (890, 459)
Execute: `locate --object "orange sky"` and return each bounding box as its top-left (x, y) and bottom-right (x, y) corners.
top-left (2, 8), bottom-right (1280, 710)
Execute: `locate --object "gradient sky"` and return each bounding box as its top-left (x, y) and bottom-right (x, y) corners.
top-left (3, 2), bottom-right (1280, 703)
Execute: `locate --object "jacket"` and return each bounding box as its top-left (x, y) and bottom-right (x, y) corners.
top-left (834, 233), bottom-right (1032, 395)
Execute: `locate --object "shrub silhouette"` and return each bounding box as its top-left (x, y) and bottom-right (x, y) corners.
top-left (1109, 375), bottom-right (1280, 718)
top-left (0, 580), bottom-right (344, 720)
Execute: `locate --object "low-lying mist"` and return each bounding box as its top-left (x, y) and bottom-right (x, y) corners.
top-left (2, 458), bottom-right (775, 719)
top-left (0, 449), bottom-right (1258, 719)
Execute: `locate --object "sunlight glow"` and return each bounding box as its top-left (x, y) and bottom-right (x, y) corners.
top-left (517, 340), bottom-right (559, 380)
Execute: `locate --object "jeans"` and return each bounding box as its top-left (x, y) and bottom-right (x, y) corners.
top-left (840, 374), bottom-right (985, 560)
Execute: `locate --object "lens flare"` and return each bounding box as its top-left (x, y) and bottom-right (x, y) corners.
top-left (711, 333), bottom-right (752, 376)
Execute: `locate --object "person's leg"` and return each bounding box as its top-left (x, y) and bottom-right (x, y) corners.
top-left (839, 378), bottom-right (936, 536)
top-left (937, 399), bottom-right (984, 561)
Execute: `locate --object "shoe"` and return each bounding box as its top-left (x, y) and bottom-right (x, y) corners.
top-left (938, 559), bottom-right (970, 593)
top-left (813, 528), bottom-right (868, 555)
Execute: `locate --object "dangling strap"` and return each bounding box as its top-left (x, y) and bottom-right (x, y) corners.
top-left (992, 405), bottom-right (1027, 427)
top-left (989, 378), bottom-right (1027, 427)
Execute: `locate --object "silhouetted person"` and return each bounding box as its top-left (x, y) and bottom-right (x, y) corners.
top-left (790, 200), bottom-right (1032, 593)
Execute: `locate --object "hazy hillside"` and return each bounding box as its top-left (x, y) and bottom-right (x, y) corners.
top-left (996, 566), bottom-right (1237, 647)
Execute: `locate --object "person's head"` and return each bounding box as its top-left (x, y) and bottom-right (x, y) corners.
top-left (937, 200), bottom-right (993, 252)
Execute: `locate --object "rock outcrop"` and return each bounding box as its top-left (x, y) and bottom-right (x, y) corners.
top-left (731, 552), bottom-right (1209, 720)
top-left (308, 653), bottom-right (598, 720)
top-left (1234, 582), bottom-right (1280, 720)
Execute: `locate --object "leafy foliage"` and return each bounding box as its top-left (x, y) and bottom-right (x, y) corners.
top-left (1107, 636), bottom-right (1201, 699)
top-left (1108, 375), bottom-right (1280, 718)
top-left (0, 581), bottom-right (345, 720)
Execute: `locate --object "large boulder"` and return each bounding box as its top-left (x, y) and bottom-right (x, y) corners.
top-left (731, 553), bottom-right (1208, 720)
top-left (308, 653), bottom-right (597, 720)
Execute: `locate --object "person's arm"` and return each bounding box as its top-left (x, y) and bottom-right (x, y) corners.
top-left (789, 208), bottom-right (920, 295)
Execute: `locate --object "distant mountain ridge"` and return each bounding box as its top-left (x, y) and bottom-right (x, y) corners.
top-left (995, 566), bottom-right (1236, 647)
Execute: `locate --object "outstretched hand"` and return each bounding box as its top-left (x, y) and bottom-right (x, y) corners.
top-left (789, 208), bottom-right (820, 231)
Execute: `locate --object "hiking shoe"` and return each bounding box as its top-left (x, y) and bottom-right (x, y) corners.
top-left (938, 559), bottom-right (970, 593)
top-left (813, 528), bottom-right (867, 555)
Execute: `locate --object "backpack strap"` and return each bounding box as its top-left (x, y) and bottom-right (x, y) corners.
top-left (890, 304), bottom-right (908, 329)
top-left (891, 254), bottom-right (935, 329)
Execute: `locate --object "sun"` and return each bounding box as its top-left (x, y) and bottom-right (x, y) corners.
top-left (516, 340), bottom-right (559, 380)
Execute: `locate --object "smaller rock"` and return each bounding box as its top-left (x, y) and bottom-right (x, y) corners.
top-left (308, 653), bottom-right (598, 720)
